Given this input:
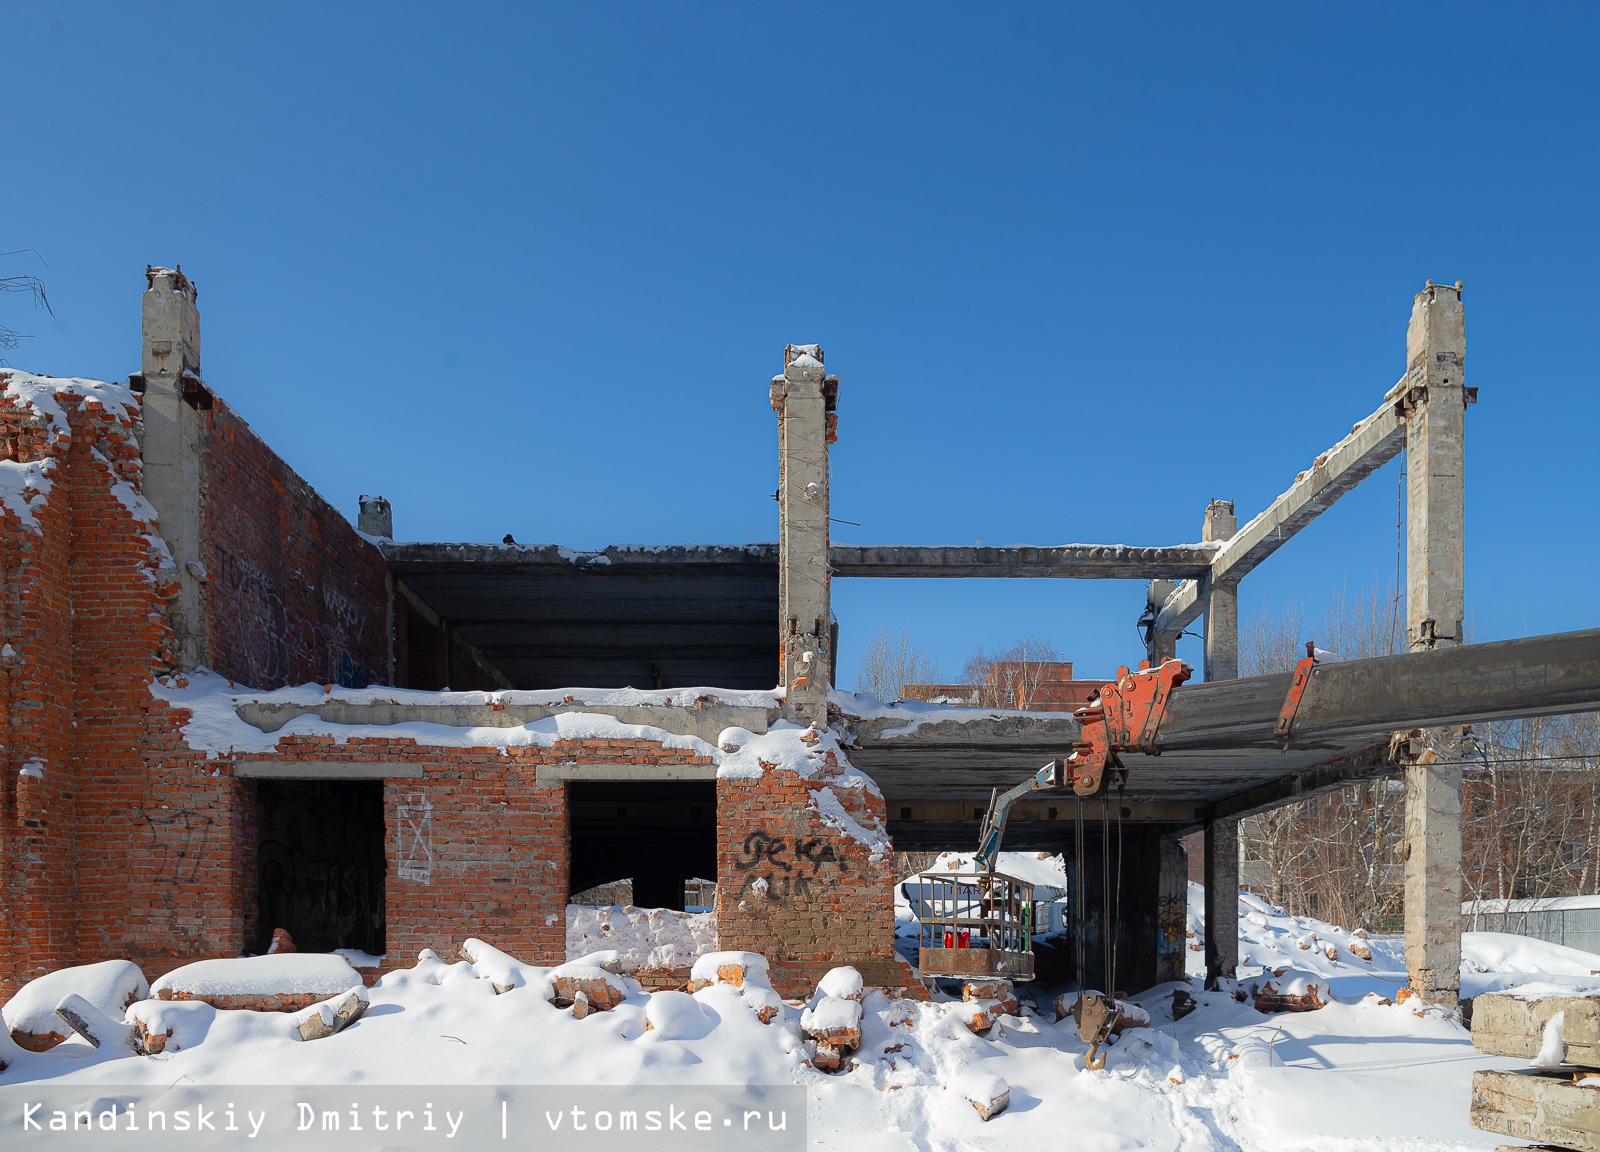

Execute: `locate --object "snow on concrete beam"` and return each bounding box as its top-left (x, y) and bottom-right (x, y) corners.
top-left (1151, 388), bottom-right (1408, 640)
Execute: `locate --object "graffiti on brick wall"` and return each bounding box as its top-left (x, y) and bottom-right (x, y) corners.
top-left (139, 805), bottom-right (212, 885)
top-left (211, 543), bottom-right (378, 689)
top-left (213, 544), bottom-right (291, 685)
top-left (1156, 889), bottom-right (1188, 983)
top-left (396, 794), bottom-right (434, 884)
top-left (731, 829), bottom-right (848, 903)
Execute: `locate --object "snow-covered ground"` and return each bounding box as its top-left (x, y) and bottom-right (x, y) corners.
top-left (5, 883), bottom-right (1597, 1151)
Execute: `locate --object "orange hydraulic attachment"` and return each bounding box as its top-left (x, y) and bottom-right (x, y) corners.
top-left (1066, 657), bottom-right (1193, 796)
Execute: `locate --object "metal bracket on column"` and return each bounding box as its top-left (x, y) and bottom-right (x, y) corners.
top-left (1274, 642), bottom-right (1319, 750)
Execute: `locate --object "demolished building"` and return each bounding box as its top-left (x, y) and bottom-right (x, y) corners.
top-left (3, 266), bottom-right (1598, 1006)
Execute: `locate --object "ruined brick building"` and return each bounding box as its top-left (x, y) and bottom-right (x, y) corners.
top-left (5, 267), bottom-right (1593, 1012)
top-left (0, 268), bottom-right (909, 1001)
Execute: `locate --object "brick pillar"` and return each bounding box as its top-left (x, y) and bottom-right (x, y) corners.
top-left (1401, 280), bottom-right (1469, 1008)
top-left (1202, 499), bottom-right (1238, 682)
top-left (771, 345), bottom-right (838, 726)
top-left (139, 266), bottom-right (210, 670)
top-left (1204, 817), bottom-right (1238, 988)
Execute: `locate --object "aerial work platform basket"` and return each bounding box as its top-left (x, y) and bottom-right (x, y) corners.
top-left (911, 871), bottom-right (1035, 981)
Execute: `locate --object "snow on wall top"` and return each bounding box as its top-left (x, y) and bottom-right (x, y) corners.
top-left (153, 672), bottom-right (892, 856)
top-left (828, 687), bottom-right (1083, 738)
top-left (0, 371), bottom-right (134, 530)
top-left (152, 671), bottom-right (724, 759)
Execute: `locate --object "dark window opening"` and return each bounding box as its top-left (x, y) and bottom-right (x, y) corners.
top-left (568, 781), bottom-right (716, 911)
top-left (256, 779), bottom-right (385, 955)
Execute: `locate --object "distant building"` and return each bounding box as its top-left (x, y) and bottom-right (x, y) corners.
top-left (902, 660), bottom-right (1103, 712)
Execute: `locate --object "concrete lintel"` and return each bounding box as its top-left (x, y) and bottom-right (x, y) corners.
top-left (534, 761), bottom-right (721, 788)
top-left (234, 699), bottom-right (776, 746)
top-left (233, 761), bottom-right (423, 779)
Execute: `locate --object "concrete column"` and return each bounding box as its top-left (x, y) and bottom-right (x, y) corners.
top-left (1156, 834), bottom-right (1189, 984)
top-left (1144, 579), bottom-right (1178, 664)
top-left (770, 344), bottom-right (838, 726)
top-left (358, 495), bottom-right (393, 539)
top-left (1401, 280), bottom-right (1469, 1008)
top-left (1201, 499), bottom-right (1238, 682)
top-left (1203, 817), bottom-right (1239, 988)
top-left (139, 266), bottom-right (209, 670)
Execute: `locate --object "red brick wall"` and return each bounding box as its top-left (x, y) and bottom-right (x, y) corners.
top-left (0, 376), bottom-right (253, 999)
top-left (202, 401), bottom-right (389, 691)
top-left (1, 374), bottom-right (911, 1004)
top-left (717, 759), bottom-right (912, 996)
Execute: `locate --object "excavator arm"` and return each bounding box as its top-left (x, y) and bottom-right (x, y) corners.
top-left (973, 657), bottom-right (1194, 869)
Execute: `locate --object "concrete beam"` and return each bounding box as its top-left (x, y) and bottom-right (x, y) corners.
top-left (234, 697), bottom-right (776, 746)
top-left (831, 543), bottom-right (1215, 579)
top-left (1402, 279), bottom-right (1468, 1009)
top-left (1151, 390), bottom-right (1408, 639)
top-left (535, 761), bottom-right (720, 788)
top-left (772, 344), bottom-right (836, 725)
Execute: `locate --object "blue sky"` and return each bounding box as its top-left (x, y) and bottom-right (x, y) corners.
top-left (4, 4), bottom-right (1597, 688)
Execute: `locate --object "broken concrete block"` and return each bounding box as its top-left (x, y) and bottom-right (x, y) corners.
top-left (949, 1073), bottom-right (1010, 1120)
top-left (53, 993), bottom-right (135, 1051)
top-left (1473, 992), bottom-right (1600, 1066)
top-left (801, 995), bottom-right (861, 1069)
top-left (959, 999), bottom-right (1000, 1034)
top-left (742, 985), bottom-right (785, 1025)
top-left (548, 962), bottom-right (630, 1013)
top-left (1348, 938), bottom-right (1373, 962)
top-left (817, 966), bottom-right (864, 1002)
top-left (294, 986), bottom-right (369, 1042)
top-left (811, 1040), bottom-right (847, 1072)
top-left (460, 938), bottom-right (532, 994)
top-left (964, 980), bottom-right (1018, 1015)
top-left (125, 998), bottom-right (214, 1055)
top-left (644, 991), bottom-right (713, 1039)
top-left (2, 959), bottom-right (148, 1051)
top-left (687, 951), bottom-right (770, 992)
top-left (1473, 1068), bottom-right (1600, 1152)
top-left (150, 954), bottom-right (363, 1012)
top-left (1248, 968), bottom-right (1330, 1013)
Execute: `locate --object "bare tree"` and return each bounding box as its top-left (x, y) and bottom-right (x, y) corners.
top-left (855, 626), bottom-right (941, 702)
top-left (0, 250), bottom-right (52, 357)
top-left (1241, 585), bottom-right (1600, 930)
top-left (963, 635), bottom-right (1062, 709)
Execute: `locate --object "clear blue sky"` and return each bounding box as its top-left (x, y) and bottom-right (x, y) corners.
top-left (5, 3), bottom-right (1597, 689)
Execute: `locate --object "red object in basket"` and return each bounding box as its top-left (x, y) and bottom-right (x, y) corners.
top-left (943, 930), bottom-right (954, 948)
top-left (957, 929), bottom-right (971, 949)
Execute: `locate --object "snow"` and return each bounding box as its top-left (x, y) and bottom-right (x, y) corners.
top-left (0, 371), bottom-right (140, 532)
top-left (1466, 893), bottom-right (1600, 912)
top-left (690, 951), bottom-right (771, 987)
top-left (1, 899), bottom-right (1589, 1152)
top-left (566, 905), bottom-right (717, 970)
top-left (800, 995), bottom-right (863, 1035)
top-left (1, 961), bottom-right (148, 1037)
top-left (817, 966), bottom-right (864, 1002)
top-left (830, 688), bottom-right (1081, 737)
top-left (150, 954), bottom-right (362, 999)
top-left (1533, 1009), bottom-right (1567, 1066)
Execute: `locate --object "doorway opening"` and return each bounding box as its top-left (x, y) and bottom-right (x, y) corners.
top-left (255, 779), bottom-right (386, 955)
